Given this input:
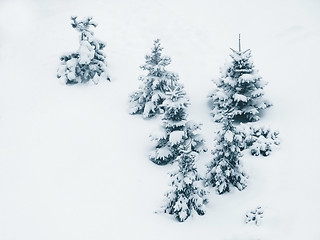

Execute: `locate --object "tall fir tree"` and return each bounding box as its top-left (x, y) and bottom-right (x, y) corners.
top-left (162, 144), bottom-right (208, 222)
top-left (57, 16), bottom-right (110, 84)
top-left (209, 35), bottom-right (271, 122)
top-left (129, 39), bottom-right (180, 118)
top-left (206, 116), bottom-right (247, 194)
top-left (150, 85), bottom-right (206, 165)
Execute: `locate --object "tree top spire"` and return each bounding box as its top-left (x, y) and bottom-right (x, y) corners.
top-left (230, 34), bottom-right (250, 55)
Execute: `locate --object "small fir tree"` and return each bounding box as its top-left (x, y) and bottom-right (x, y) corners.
top-left (57, 16), bottom-right (110, 84)
top-left (129, 39), bottom-right (180, 118)
top-left (209, 35), bottom-right (271, 122)
top-left (206, 116), bottom-right (247, 194)
top-left (150, 86), bottom-right (206, 165)
top-left (163, 144), bottom-right (208, 222)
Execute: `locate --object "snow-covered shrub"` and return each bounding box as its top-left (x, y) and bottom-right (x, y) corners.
top-left (245, 206), bottom-right (263, 226)
top-left (238, 124), bottom-right (280, 156)
top-left (206, 117), bottom-right (247, 194)
top-left (208, 39), bottom-right (271, 122)
top-left (57, 16), bottom-right (110, 85)
top-left (150, 86), bottom-right (206, 165)
top-left (162, 145), bottom-right (208, 222)
top-left (129, 39), bottom-right (181, 118)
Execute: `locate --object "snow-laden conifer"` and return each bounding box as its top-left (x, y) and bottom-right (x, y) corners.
top-left (57, 16), bottom-right (110, 84)
top-left (163, 144), bottom-right (208, 222)
top-left (206, 116), bottom-right (247, 194)
top-left (129, 39), bottom-right (180, 118)
top-left (150, 86), bottom-right (206, 165)
top-left (209, 35), bottom-right (271, 122)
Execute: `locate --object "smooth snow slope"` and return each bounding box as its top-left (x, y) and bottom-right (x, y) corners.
top-left (0, 0), bottom-right (320, 239)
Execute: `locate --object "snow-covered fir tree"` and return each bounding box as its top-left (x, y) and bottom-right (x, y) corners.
top-left (57, 16), bottom-right (110, 84)
top-left (209, 35), bottom-right (271, 122)
top-left (129, 39), bottom-right (180, 118)
top-left (163, 143), bottom-right (208, 222)
top-left (206, 116), bottom-right (247, 194)
top-left (150, 86), bottom-right (206, 165)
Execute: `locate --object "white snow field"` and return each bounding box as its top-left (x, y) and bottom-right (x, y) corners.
top-left (0, 0), bottom-right (320, 239)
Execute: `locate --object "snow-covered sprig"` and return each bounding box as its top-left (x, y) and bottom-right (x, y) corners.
top-left (245, 206), bottom-right (264, 226)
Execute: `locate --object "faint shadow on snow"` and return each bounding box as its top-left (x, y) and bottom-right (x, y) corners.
top-left (274, 25), bottom-right (316, 44)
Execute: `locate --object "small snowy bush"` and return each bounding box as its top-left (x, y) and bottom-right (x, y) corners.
top-left (129, 39), bottom-right (181, 118)
top-left (208, 38), bottom-right (271, 122)
top-left (238, 124), bottom-right (280, 156)
top-left (150, 86), bottom-right (206, 165)
top-left (162, 145), bottom-right (208, 222)
top-left (245, 206), bottom-right (264, 226)
top-left (206, 117), bottom-right (247, 194)
top-left (57, 16), bottom-right (110, 85)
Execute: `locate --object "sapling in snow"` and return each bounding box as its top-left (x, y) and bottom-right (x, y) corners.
top-left (206, 116), bottom-right (247, 194)
top-left (57, 16), bottom-right (110, 84)
top-left (162, 144), bottom-right (208, 222)
top-left (209, 35), bottom-right (271, 122)
top-left (150, 86), bottom-right (206, 165)
top-left (238, 124), bottom-right (280, 156)
top-left (129, 39), bottom-right (180, 118)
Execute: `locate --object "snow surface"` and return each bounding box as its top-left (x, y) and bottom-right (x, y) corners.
top-left (0, 0), bottom-right (320, 239)
top-left (233, 93), bottom-right (248, 103)
top-left (169, 130), bottom-right (185, 144)
top-left (224, 130), bottom-right (234, 142)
